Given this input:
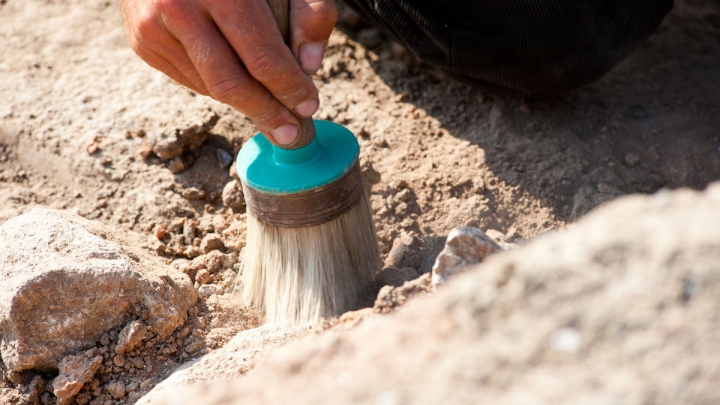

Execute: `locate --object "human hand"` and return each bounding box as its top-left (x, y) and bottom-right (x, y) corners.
top-left (118, 0), bottom-right (337, 146)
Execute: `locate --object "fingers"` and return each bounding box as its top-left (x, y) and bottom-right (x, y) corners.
top-left (119, 0), bottom-right (330, 147)
top-left (207, 0), bottom-right (320, 118)
top-left (160, 0), bottom-right (302, 145)
top-left (121, 0), bottom-right (208, 94)
top-left (290, 0), bottom-right (337, 73)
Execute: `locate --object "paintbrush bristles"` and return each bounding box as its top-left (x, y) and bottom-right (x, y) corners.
top-left (242, 191), bottom-right (379, 324)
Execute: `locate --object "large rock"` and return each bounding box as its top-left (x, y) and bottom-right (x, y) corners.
top-left (161, 184), bottom-right (720, 404)
top-left (0, 209), bottom-right (197, 372)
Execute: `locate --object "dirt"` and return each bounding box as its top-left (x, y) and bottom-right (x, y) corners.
top-left (1, 0), bottom-right (719, 403)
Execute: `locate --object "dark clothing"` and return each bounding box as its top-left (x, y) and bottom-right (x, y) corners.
top-left (341, 0), bottom-right (673, 96)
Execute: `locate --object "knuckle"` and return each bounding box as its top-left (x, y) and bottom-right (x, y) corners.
top-left (208, 77), bottom-right (249, 104)
top-left (134, 13), bottom-right (162, 39)
top-left (129, 40), bottom-right (152, 59)
top-left (281, 85), bottom-right (315, 105)
top-left (244, 48), bottom-right (287, 79)
top-left (131, 1), bottom-right (169, 40)
top-left (155, 0), bottom-right (193, 30)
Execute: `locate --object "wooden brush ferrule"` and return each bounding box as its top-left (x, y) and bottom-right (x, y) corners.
top-left (242, 162), bottom-right (363, 228)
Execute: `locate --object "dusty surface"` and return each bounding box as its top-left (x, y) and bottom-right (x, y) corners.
top-left (163, 185), bottom-right (720, 405)
top-left (1, 0), bottom-right (719, 403)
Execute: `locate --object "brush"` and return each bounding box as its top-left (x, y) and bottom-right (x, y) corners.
top-left (235, 0), bottom-right (379, 324)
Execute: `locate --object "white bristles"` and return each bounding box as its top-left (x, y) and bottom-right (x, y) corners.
top-left (242, 191), bottom-right (379, 324)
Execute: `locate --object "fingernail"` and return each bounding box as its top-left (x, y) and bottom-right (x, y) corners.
top-left (272, 124), bottom-right (298, 145)
top-left (299, 42), bottom-right (325, 73)
top-left (295, 99), bottom-right (318, 117)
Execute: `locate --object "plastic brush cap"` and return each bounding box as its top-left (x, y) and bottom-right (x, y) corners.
top-left (236, 120), bottom-right (359, 195)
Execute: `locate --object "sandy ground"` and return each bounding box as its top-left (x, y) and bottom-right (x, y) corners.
top-left (1, 0), bottom-right (719, 403)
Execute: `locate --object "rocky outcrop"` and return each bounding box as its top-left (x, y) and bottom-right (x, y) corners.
top-left (0, 209), bottom-right (197, 372)
top-left (159, 184), bottom-right (720, 404)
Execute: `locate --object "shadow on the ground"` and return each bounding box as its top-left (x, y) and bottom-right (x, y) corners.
top-left (338, 0), bottom-right (720, 223)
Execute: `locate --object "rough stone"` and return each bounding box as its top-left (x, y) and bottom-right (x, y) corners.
top-left (197, 284), bottom-right (222, 299)
top-left (151, 112), bottom-right (219, 161)
top-left (384, 238), bottom-right (421, 270)
top-left (116, 321), bottom-right (148, 355)
top-left (167, 157), bottom-right (187, 174)
top-left (0, 209), bottom-right (197, 372)
top-left (220, 252), bottom-right (238, 270)
top-left (200, 233), bottom-right (224, 253)
top-left (113, 354), bottom-right (125, 368)
top-left (183, 220), bottom-right (196, 246)
top-left (431, 226), bottom-right (502, 286)
top-left (18, 374), bottom-right (44, 405)
top-left (220, 221), bottom-right (247, 251)
top-left (373, 273), bottom-right (432, 313)
top-left (221, 180), bottom-right (245, 210)
top-left (195, 269), bottom-right (211, 285)
top-left (153, 183), bottom-right (720, 405)
top-left (182, 187), bottom-right (205, 200)
top-left (215, 149), bottom-right (233, 168)
top-left (105, 380), bottom-right (126, 399)
top-left (52, 348), bottom-right (103, 405)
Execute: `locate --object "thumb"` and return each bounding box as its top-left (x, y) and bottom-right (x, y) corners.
top-left (289, 0), bottom-right (337, 74)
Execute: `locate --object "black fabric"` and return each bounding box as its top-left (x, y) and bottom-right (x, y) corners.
top-left (341, 0), bottom-right (673, 96)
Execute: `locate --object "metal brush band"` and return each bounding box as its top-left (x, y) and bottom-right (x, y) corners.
top-left (242, 163), bottom-right (364, 228)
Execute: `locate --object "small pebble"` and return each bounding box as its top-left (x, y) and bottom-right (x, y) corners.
top-left (86, 140), bottom-right (100, 155)
top-left (106, 380), bottom-right (126, 399)
top-left (195, 269), bottom-right (211, 285)
top-left (200, 233), bottom-right (224, 253)
top-left (182, 187), bottom-right (205, 200)
top-left (154, 224), bottom-right (167, 239)
top-left (198, 284), bottom-right (222, 298)
top-left (137, 139), bottom-right (153, 159)
top-left (168, 156), bottom-right (187, 174)
top-left (112, 354), bottom-right (125, 367)
top-left (221, 180), bottom-right (245, 209)
top-left (216, 149), bottom-right (233, 168)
